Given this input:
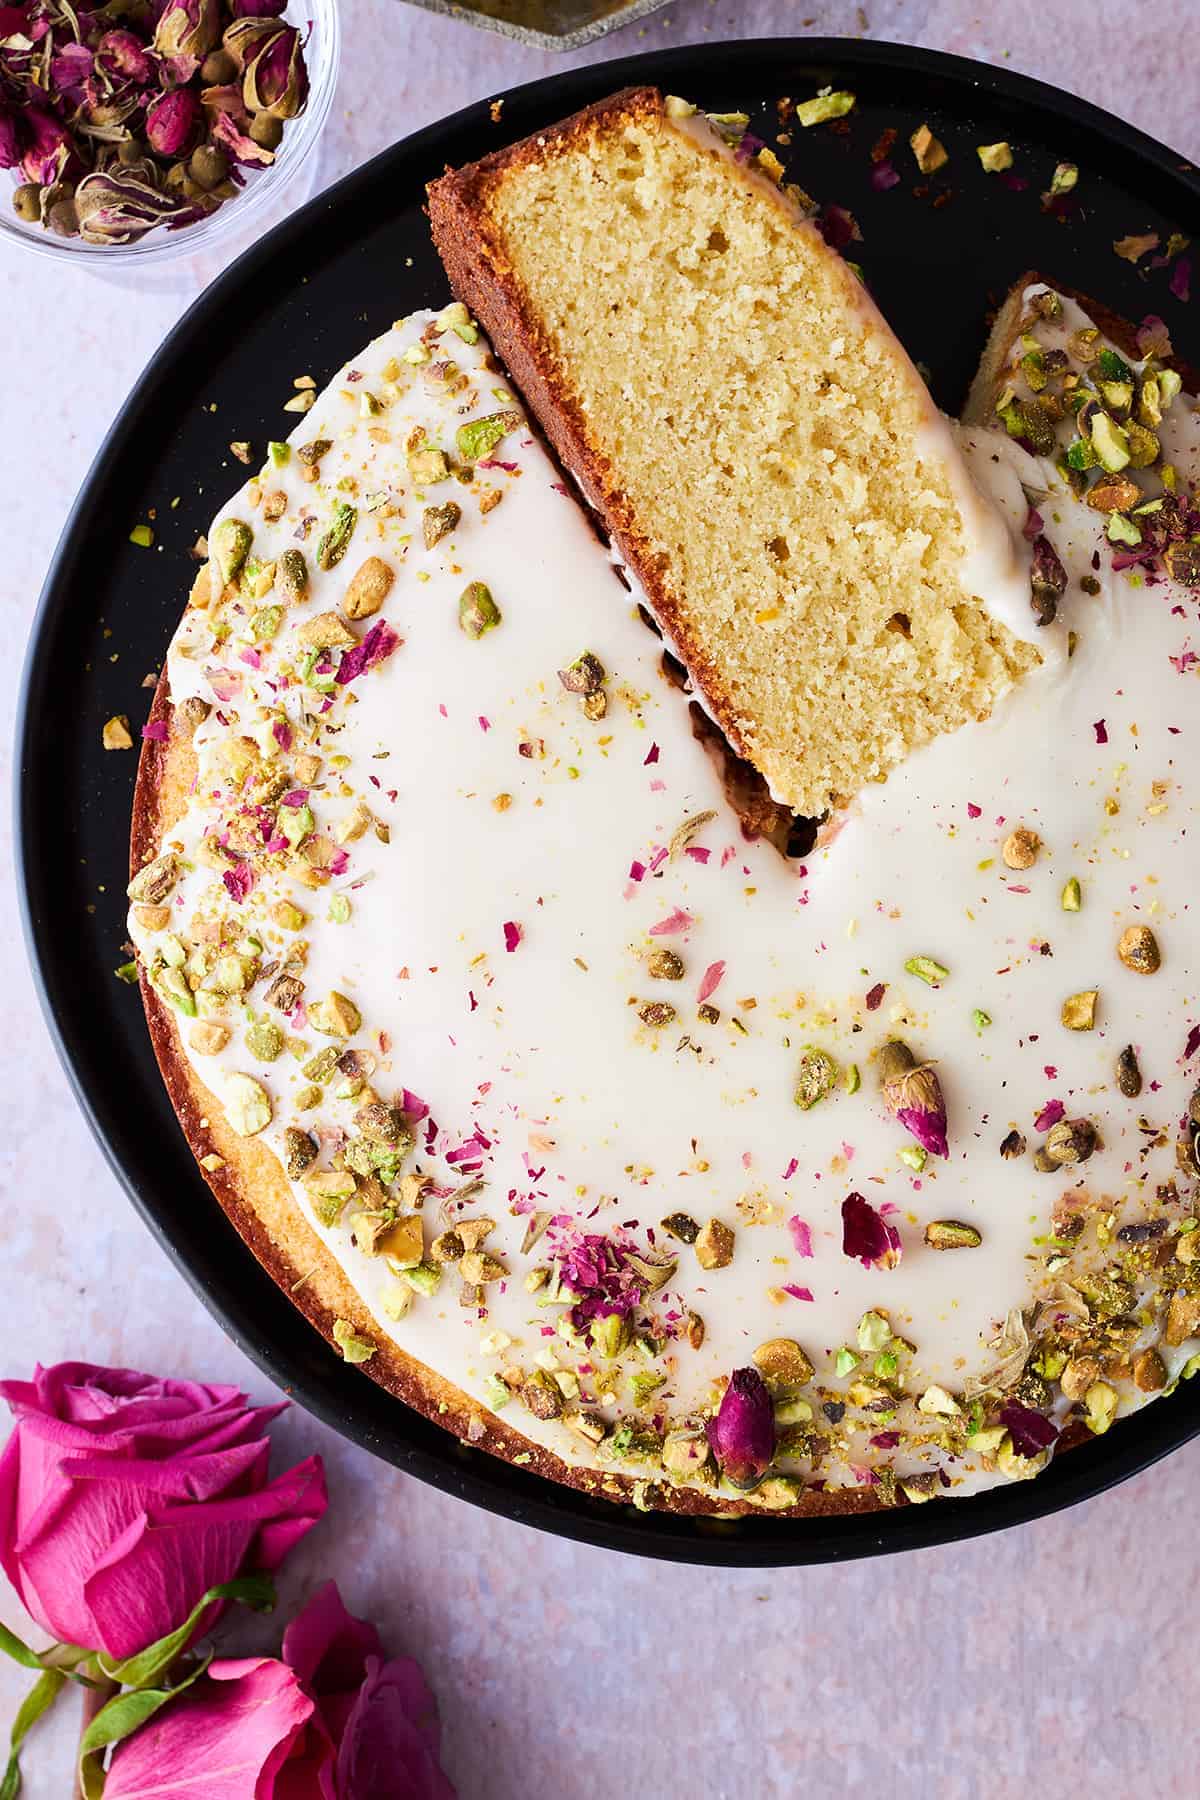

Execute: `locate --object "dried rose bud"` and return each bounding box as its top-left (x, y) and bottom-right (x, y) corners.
top-left (841, 1191), bottom-right (903, 1270)
top-left (230, 0), bottom-right (288, 12)
top-left (96, 29), bottom-right (155, 85)
top-left (1030, 534), bottom-right (1067, 625)
top-left (146, 88), bottom-right (202, 158)
top-left (882, 1061), bottom-right (948, 1158)
top-left (74, 168), bottom-right (188, 244)
top-left (20, 110), bottom-right (80, 188)
top-left (705, 1367), bottom-right (775, 1488)
top-left (243, 23), bottom-right (307, 118)
top-left (222, 15), bottom-right (284, 70)
top-left (154, 0), bottom-right (222, 61)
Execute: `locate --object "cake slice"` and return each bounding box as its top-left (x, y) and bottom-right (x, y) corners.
top-left (428, 86), bottom-right (1042, 818)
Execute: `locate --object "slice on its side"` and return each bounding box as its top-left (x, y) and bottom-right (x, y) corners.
top-left (429, 86), bottom-right (1040, 818)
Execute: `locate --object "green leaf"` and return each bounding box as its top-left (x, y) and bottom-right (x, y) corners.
top-left (0, 1622), bottom-right (96, 1682)
top-left (78, 1652), bottom-right (213, 1800)
top-left (0, 1624), bottom-right (42, 1674)
top-left (1, 1667), bottom-right (68, 1800)
top-left (96, 1574), bottom-right (275, 1690)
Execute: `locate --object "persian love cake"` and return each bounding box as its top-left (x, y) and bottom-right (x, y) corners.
top-left (129, 113), bottom-right (1200, 1520)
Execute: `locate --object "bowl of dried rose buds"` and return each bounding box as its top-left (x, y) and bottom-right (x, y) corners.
top-left (0, 0), bottom-right (338, 263)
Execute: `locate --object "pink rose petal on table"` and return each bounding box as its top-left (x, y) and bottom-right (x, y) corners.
top-left (787, 1215), bottom-right (814, 1258)
top-left (1034, 1099), bottom-right (1065, 1132)
top-left (697, 960), bottom-right (725, 1003)
top-left (502, 921), bottom-right (522, 952)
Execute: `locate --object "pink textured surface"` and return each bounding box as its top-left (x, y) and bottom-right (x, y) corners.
top-left (1, 4), bottom-right (1198, 1794)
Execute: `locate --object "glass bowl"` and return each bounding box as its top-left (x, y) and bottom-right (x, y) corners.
top-left (0, 0), bottom-right (339, 271)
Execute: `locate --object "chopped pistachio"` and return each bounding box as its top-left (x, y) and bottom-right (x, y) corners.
top-left (648, 948), bottom-right (685, 981)
top-left (1117, 924), bottom-right (1160, 974)
top-left (332, 1319), bottom-right (376, 1364)
top-left (103, 715), bottom-right (133, 751)
top-left (897, 1144), bottom-right (927, 1173)
top-left (1115, 1044), bottom-right (1142, 1098)
top-left (639, 1000), bottom-right (676, 1027)
top-left (694, 1218), bottom-right (735, 1270)
top-left (1048, 161), bottom-right (1078, 195)
top-left (794, 1045), bottom-right (838, 1109)
top-left (401, 1261), bottom-right (442, 1297)
top-left (1083, 1379), bottom-right (1118, 1435)
top-left (407, 445), bottom-right (449, 483)
top-left (752, 1337), bottom-right (814, 1386)
top-left (924, 1219), bottom-right (982, 1250)
top-left (977, 141), bottom-right (1013, 172)
top-left (223, 1072), bottom-right (271, 1137)
top-left (794, 89), bottom-right (855, 127)
top-left (343, 556), bottom-right (395, 620)
top-left (422, 501), bottom-right (461, 548)
top-left (308, 991), bottom-right (362, 1037)
top-left (1061, 876), bottom-right (1082, 911)
top-left (315, 503), bottom-right (357, 572)
top-left (856, 1311), bottom-right (891, 1354)
top-left (212, 518), bottom-right (252, 585)
top-left (971, 1008), bottom-right (992, 1032)
top-left (661, 1211), bottom-right (699, 1244)
top-left (276, 548), bottom-right (309, 603)
top-left (904, 955), bottom-right (949, 987)
top-left (834, 1347), bottom-right (859, 1377)
top-left (458, 581), bottom-right (501, 638)
top-left (917, 1384), bottom-right (961, 1417)
top-left (1061, 989), bottom-right (1098, 1031)
top-left (188, 1020), bottom-right (230, 1055)
top-left (129, 523), bottom-right (154, 548)
top-left (1002, 826), bottom-right (1040, 870)
top-left (456, 410), bottom-right (521, 464)
top-left (910, 123), bottom-right (948, 173)
top-left (246, 1020), bottom-right (284, 1061)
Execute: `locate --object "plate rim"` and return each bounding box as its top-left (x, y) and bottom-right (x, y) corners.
top-left (16, 33), bottom-right (1200, 1567)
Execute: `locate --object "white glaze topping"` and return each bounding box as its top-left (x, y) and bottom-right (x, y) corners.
top-left (130, 293), bottom-right (1200, 1508)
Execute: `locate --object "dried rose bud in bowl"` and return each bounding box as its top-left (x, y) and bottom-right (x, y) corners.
top-left (0, 0), bottom-right (338, 264)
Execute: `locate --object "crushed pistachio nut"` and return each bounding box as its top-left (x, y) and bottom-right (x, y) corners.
top-left (1061, 876), bottom-right (1082, 912)
top-left (422, 501), bottom-right (461, 548)
top-left (910, 123), bottom-right (948, 173)
top-left (648, 948), bottom-right (685, 981)
top-left (904, 955), bottom-right (949, 987)
top-left (1115, 1044), bottom-right (1142, 1098)
top-left (795, 89), bottom-right (854, 127)
top-left (924, 1219), bottom-right (982, 1250)
top-left (794, 1045), bottom-right (838, 1110)
top-left (1061, 989), bottom-right (1098, 1031)
top-left (1002, 826), bottom-right (1040, 870)
top-left (103, 715), bottom-right (134, 751)
top-left (332, 1319), bottom-right (376, 1364)
top-left (308, 992), bottom-right (362, 1038)
top-left (752, 1338), bottom-right (814, 1386)
top-left (977, 141), bottom-right (1013, 172)
top-left (458, 581), bottom-right (501, 638)
top-left (694, 1218), bottom-right (735, 1270)
top-left (661, 1211), bottom-right (699, 1244)
top-left (1117, 924), bottom-right (1160, 974)
top-left (223, 1072), bottom-right (272, 1137)
top-left (343, 556), bottom-right (395, 621)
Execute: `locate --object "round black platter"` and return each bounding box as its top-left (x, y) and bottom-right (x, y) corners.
top-left (18, 38), bottom-right (1200, 1566)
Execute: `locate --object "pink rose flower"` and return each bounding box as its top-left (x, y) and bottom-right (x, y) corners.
top-left (105, 1581), bottom-right (456, 1798)
top-left (0, 1362), bottom-right (326, 1659)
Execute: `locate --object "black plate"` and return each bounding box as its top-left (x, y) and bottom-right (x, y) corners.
top-left (17, 38), bottom-right (1200, 1566)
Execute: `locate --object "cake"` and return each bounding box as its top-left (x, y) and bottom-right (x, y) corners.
top-left (428, 87), bottom-right (1042, 821)
top-left (127, 107), bottom-right (1200, 1520)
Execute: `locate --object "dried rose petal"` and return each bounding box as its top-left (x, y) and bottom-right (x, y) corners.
top-left (1030, 534), bottom-right (1067, 623)
top-left (335, 620), bottom-right (400, 685)
top-left (146, 87), bottom-right (201, 157)
top-left (49, 42), bottom-right (93, 104)
top-left (841, 1191), bottom-right (902, 1269)
top-left (0, 103), bottom-right (21, 171)
top-left (230, 0), bottom-right (288, 11)
top-left (882, 1062), bottom-right (948, 1158)
top-left (154, 0), bottom-right (221, 62)
top-left (222, 14), bottom-right (283, 70)
top-left (210, 104), bottom-right (275, 166)
top-left (998, 1400), bottom-right (1058, 1458)
top-left (96, 28), bottom-right (156, 86)
top-left (705, 1367), bottom-right (775, 1488)
top-left (20, 109), bottom-right (80, 187)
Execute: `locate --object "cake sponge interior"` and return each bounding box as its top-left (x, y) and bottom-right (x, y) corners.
top-left (434, 92), bottom-right (1040, 817)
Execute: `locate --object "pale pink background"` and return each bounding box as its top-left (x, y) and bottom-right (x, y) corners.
top-left (2, 3), bottom-right (1198, 1794)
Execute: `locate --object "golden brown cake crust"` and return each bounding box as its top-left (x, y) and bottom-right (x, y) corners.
top-left (427, 88), bottom-right (751, 778)
top-left (129, 666), bottom-right (888, 1522)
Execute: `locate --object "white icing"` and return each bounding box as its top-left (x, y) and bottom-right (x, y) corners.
top-left (132, 300), bottom-right (1200, 1505)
